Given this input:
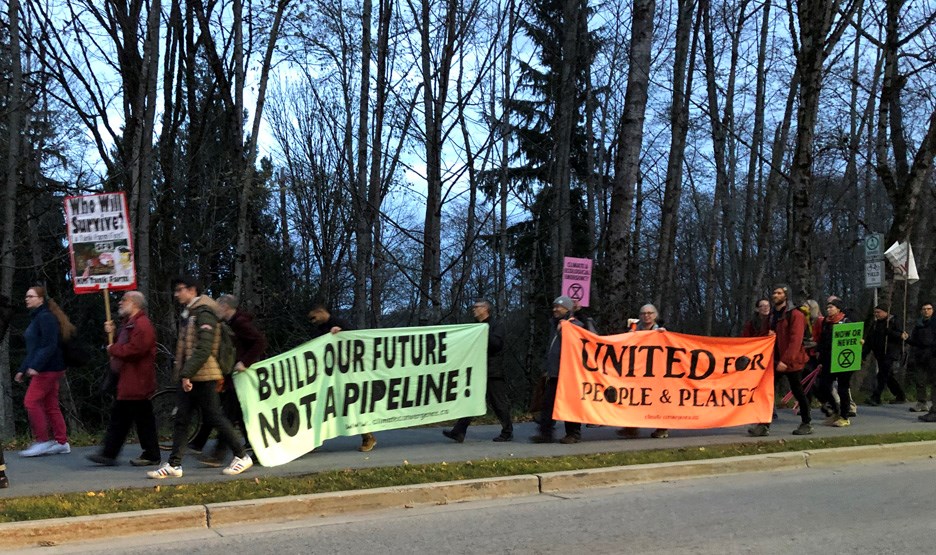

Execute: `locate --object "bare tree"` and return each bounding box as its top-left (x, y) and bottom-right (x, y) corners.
top-left (607, 0), bottom-right (655, 332)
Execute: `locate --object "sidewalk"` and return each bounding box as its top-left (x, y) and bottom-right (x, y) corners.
top-left (1, 402), bottom-right (929, 499)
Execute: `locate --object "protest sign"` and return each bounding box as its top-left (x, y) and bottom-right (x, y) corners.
top-left (884, 241), bottom-right (919, 283)
top-left (64, 192), bottom-right (137, 293)
top-left (830, 322), bottom-right (863, 373)
top-left (234, 323), bottom-right (488, 467)
top-left (561, 257), bottom-right (592, 306)
top-left (554, 322), bottom-right (775, 429)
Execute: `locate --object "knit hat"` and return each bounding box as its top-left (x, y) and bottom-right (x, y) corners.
top-left (874, 303), bottom-right (890, 313)
top-left (552, 296), bottom-right (574, 312)
top-left (827, 298), bottom-right (846, 312)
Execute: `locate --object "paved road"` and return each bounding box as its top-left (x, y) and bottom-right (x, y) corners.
top-left (26, 456), bottom-right (936, 554)
top-left (1, 402), bottom-right (931, 498)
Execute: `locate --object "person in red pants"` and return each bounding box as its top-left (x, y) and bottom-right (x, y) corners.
top-left (16, 286), bottom-right (75, 457)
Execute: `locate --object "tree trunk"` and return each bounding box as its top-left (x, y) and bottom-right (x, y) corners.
top-left (233, 0), bottom-right (290, 304)
top-left (0, 0), bottom-right (24, 438)
top-left (353, 0), bottom-right (373, 326)
top-left (653, 0), bottom-right (697, 314)
top-left (607, 0), bottom-right (654, 332)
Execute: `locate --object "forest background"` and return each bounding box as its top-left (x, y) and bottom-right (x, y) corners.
top-left (1, 0), bottom-right (935, 437)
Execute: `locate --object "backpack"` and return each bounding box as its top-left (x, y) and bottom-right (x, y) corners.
top-left (214, 321), bottom-right (237, 375)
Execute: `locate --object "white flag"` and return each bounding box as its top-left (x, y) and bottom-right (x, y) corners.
top-left (884, 241), bottom-right (919, 283)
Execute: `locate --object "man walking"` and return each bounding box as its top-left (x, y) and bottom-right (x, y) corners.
top-left (87, 291), bottom-right (161, 467)
top-left (863, 304), bottom-right (906, 406)
top-left (531, 296), bottom-right (584, 444)
top-left (443, 299), bottom-right (512, 442)
top-left (147, 277), bottom-right (252, 478)
top-left (748, 283), bottom-right (813, 436)
top-left (189, 294), bottom-right (268, 466)
top-left (904, 302), bottom-right (936, 420)
top-left (308, 302), bottom-right (377, 452)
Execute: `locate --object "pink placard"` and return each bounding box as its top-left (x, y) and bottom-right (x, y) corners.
top-left (561, 257), bottom-right (592, 307)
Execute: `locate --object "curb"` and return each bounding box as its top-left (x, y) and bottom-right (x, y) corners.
top-left (206, 475), bottom-right (541, 526)
top-left (0, 506), bottom-right (206, 549)
top-left (3, 441), bottom-right (935, 548)
top-left (537, 451), bottom-right (807, 493)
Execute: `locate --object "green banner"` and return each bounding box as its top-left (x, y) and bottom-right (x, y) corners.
top-left (233, 323), bottom-right (488, 467)
top-left (830, 321), bottom-right (864, 373)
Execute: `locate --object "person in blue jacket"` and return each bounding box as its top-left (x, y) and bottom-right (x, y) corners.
top-left (16, 286), bottom-right (75, 457)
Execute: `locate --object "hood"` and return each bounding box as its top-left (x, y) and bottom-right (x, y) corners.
top-left (189, 295), bottom-right (222, 317)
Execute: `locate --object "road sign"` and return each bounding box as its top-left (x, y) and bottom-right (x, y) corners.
top-left (864, 261), bottom-right (884, 289)
top-left (864, 233), bottom-right (883, 261)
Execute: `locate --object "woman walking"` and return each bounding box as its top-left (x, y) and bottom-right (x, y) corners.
top-left (16, 286), bottom-right (74, 457)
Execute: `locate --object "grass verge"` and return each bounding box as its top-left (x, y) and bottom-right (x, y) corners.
top-left (3, 430), bottom-right (936, 523)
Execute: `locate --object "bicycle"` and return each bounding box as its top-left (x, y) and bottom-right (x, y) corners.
top-left (151, 385), bottom-right (202, 451)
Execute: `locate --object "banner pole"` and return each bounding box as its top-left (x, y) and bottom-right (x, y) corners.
top-left (103, 285), bottom-right (113, 345)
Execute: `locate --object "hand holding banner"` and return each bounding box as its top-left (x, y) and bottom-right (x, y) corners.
top-left (554, 322), bottom-right (775, 429)
top-left (234, 323), bottom-right (488, 467)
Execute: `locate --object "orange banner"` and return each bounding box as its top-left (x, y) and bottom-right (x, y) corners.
top-left (555, 322), bottom-right (775, 429)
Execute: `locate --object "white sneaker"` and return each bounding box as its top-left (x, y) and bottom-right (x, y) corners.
top-left (147, 462), bottom-right (183, 479)
top-left (45, 442), bottom-right (71, 455)
top-left (222, 455), bottom-right (253, 475)
top-left (19, 440), bottom-right (56, 457)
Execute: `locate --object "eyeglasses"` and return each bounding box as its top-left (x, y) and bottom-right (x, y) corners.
top-left (640, 312), bottom-right (655, 315)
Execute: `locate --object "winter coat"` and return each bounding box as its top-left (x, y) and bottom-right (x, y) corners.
top-left (741, 314), bottom-right (771, 337)
top-left (863, 316), bottom-right (904, 362)
top-left (544, 316), bottom-right (584, 378)
top-left (18, 304), bottom-right (64, 374)
top-left (228, 310), bottom-right (268, 368)
top-left (772, 305), bottom-right (809, 372)
top-left (907, 317), bottom-right (936, 357)
top-left (817, 313), bottom-right (848, 373)
top-left (174, 296), bottom-right (223, 382)
top-left (108, 310), bottom-right (157, 400)
top-left (310, 315), bottom-right (354, 338)
top-left (481, 317), bottom-right (506, 379)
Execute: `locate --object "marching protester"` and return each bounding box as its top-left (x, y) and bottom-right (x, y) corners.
top-left (531, 296), bottom-right (584, 444)
top-left (617, 304), bottom-right (669, 439)
top-left (308, 301), bottom-right (377, 452)
top-left (147, 277), bottom-right (252, 478)
top-left (902, 302), bottom-right (936, 412)
top-left (902, 302), bottom-right (936, 421)
top-left (16, 286), bottom-right (74, 457)
top-left (741, 298), bottom-right (771, 337)
top-left (863, 304), bottom-right (906, 406)
top-left (87, 291), bottom-right (161, 467)
top-left (815, 298), bottom-right (853, 427)
top-left (0, 295), bottom-right (12, 486)
top-left (572, 299), bottom-right (598, 333)
top-left (443, 299), bottom-right (512, 442)
top-left (187, 294), bottom-right (267, 466)
top-left (748, 284), bottom-right (813, 436)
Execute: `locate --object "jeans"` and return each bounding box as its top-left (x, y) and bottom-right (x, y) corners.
top-left (24, 371), bottom-right (67, 443)
top-left (169, 381), bottom-right (246, 466)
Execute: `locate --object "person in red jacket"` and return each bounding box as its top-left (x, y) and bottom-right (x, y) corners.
top-left (741, 298), bottom-right (772, 337)
top-left (87, 291), bottom-right (161, 466)
top-left (748, 283), bottom-right (813, 437)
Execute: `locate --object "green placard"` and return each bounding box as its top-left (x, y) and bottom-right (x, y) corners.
top-left (830, 321), bottom-right (864, 373)
top-left (233, 323), bottom-right (488, 467)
